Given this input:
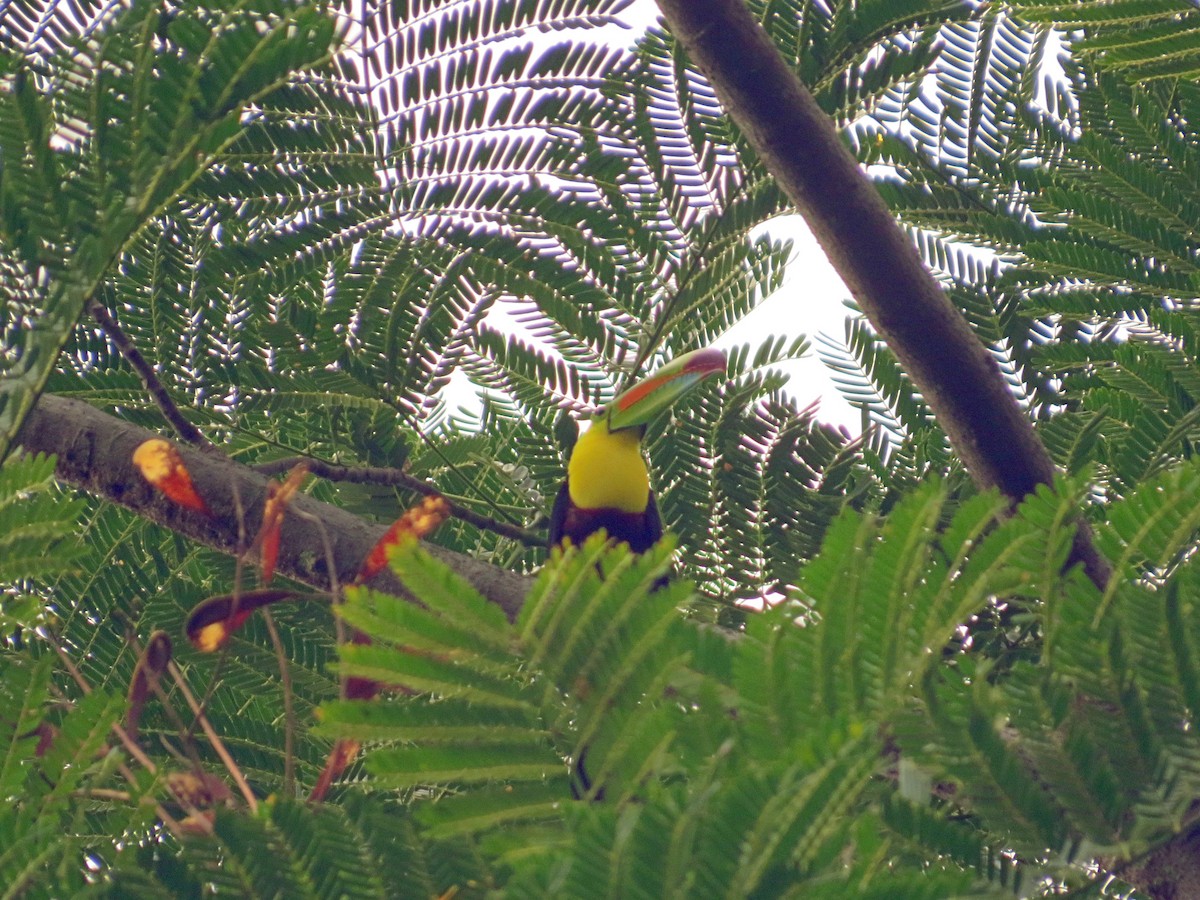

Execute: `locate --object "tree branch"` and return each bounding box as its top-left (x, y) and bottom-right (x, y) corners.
top-left (88, 299), bottom-right (211, 450)
top-left (253, 456), bottom-right (544, 547)
top-left (16, 394), bottom-right (532, 621)
top-left (653, 0), bottom-right (1110, 590)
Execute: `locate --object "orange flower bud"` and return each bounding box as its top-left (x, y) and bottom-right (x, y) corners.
top-left (132, 439), bottom-right (211, 515)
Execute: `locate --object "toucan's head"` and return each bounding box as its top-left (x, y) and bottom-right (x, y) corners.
top-left (603, 347), bottom-right (727, 434)
top-left (566, 347), bottom-right (727, 513)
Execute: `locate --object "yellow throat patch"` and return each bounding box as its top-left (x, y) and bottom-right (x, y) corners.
top-left (567, 420), bottom-right (650, 513)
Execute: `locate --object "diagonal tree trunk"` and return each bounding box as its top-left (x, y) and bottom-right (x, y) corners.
top-left (648, 3), bottom-right (1200, 895)
top-left (653, 0), bottom-right (1110, 589)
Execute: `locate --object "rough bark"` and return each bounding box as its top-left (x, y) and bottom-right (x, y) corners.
top-left (16, 394), bottom-right (532, 621)
top-left (653, 0), bottom-right (1110, 589)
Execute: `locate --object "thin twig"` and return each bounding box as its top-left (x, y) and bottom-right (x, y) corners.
top-left (49, 679), bottom-right (182, 834)
top-left (184, 476), bottom-right (257, 755)
top-left (115, 760), bottom-right (192, 839)
top-left (172, 482), bottom-right (259, 809)
top-left (296, 505), bottom-right (361, 802)
top-left (292, 505), bottom-right (350, 697)
top-left (46, 642), bottom-right (189, 838)
top-left (74, 788), bottom-right (133, 802)
top-left (254, 456), bottom-right (544, 546)
top-left (167, 661), bottom-right (258, 813)
top-left (121, 627), bottom-right (208, 773)
top-left (261, 609), bottom-right (296, 796)
top-left (52, 643), bottom-right (158, 773)
top-left (88, 299), bottom-right (211, 450)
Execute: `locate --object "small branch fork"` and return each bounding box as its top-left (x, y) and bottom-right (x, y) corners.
top-left (51, 640), bottom-right (206, 837)
top-left (254, 456), bottom-right (544, 547)
top-left (91, 296), bottom-right (542, 548)
top-left (88, 300), bottom-right (211, 451)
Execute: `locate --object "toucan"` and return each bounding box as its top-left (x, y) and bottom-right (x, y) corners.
top-left (549, 347), bottom-right (727, 554)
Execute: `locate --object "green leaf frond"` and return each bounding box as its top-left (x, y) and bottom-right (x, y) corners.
top-left (343, 0), bottom-right (637, 228)
top-left (1030, 313), bottom-right (1200, 495)
top-left (1009, 78), bottom-right (1200, 301)
top-left (818, 314), bottom-right (939, 444)
top-left (0, 0), bottom-right (354, 459)
top-left (308, 543), bottom-right (670, 886)
top-left (0, 651), bottom-right (129, 897)
top-left (743, 483), bottom-right (1024, 749)
top-left (815, 312), bottom-right (994, 498)
top-left (0, 452), bottom-right (84, 591)
top-left (107, 794), bottom-right (496, 900)
top-left (649, 336), bottom-right (879, 607)
top-left (316, 475), bottom-right (1062, 897)
top-left (888, 463), bottom-right (1200, 891)
top-left (871, 9), bottom-right (1056, 177)
top-left (1016, 0), bottom-right (1200, 82)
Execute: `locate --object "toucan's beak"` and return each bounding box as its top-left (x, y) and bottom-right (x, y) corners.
top-left (605, 347), bottom-right (727, 432)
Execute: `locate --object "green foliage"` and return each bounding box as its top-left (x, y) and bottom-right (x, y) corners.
top-left (106, 795), bottom-right (496, 899)
top-left (10, 0), bottom-right (1200, 896)
top-left (0, 652), bottom-right (131, 898)
top-left (0, 0), bottom-right (352, 460)
top-left (321, 536), bottom-right (686, 816)
top-left (892, 466), bottom-right (1200, 898)
top-left (1016, 0), bottom-right (1200, 81)
top-left (311, 481), bottom-right (1100, 897)
top-left (0, 452), bottom-right (83, 596)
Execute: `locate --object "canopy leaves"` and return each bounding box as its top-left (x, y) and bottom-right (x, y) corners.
top-left (7, 0), bottom-right (1200, 896)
